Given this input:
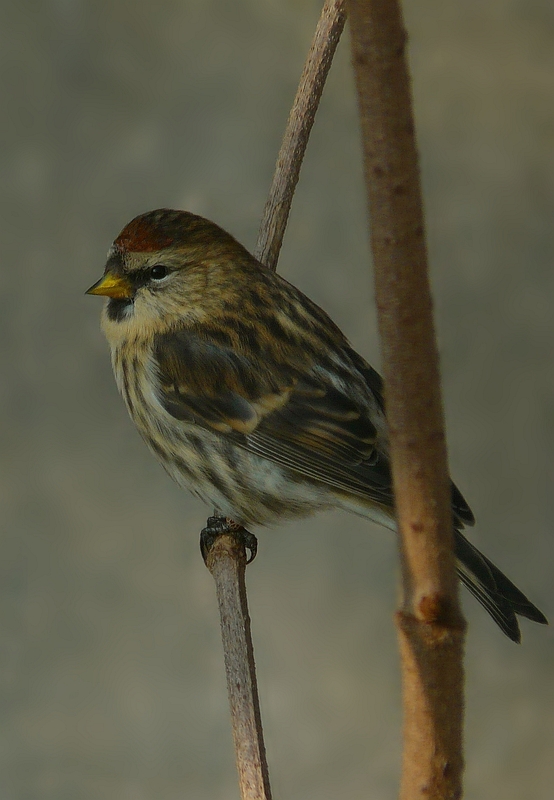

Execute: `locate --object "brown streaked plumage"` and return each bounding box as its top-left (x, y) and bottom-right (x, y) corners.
top-left (87, 208), bottom-right (547, 642)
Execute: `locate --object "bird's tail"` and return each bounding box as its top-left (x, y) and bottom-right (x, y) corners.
top-left (454, 529), bottom-right (547, 642)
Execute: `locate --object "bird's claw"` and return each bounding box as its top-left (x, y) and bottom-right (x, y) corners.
top-left (200, 516), bottom-right (258, 565)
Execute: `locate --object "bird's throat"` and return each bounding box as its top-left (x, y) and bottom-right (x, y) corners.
top-left (106, 297), bottom-right (134, 322)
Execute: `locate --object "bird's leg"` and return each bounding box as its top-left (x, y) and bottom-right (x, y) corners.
top-left (200, 515), bottom-right (258, 565)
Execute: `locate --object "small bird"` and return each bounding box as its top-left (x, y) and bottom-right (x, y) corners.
top-left (87, 208), bottom-right (547, 642)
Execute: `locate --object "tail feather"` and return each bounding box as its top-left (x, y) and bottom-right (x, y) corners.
top-left (454, 530), bottom-right (548, 643)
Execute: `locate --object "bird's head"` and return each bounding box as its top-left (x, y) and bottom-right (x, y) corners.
top-left (86, 209), bottom-right (255, 337)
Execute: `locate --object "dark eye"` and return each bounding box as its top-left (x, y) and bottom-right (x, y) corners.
top-left (149, 265), bottom-right (168, 281)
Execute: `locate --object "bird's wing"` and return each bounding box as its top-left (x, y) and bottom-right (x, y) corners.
top-left (153, 328), bottom-right (394, 507)
top-left (154, 329), bottom-right (474, 523)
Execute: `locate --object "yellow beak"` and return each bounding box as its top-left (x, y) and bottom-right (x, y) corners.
top-left (86, 272), bottom-right (133, 299)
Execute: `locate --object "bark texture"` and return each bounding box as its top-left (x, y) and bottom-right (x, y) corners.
top-left (348, 2), bottom-right (466, 798)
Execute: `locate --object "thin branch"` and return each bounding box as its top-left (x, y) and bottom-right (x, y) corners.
top-left (204, 4), bottom-right (347, 799)
top-left (205, 532), bottom-right (272, 800)
top-left (348, 1), bottom-right (466, 799)
top-left (255, 0), bottom-right (347, 270)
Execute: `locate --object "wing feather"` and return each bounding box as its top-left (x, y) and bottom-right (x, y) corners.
top-left (153, 328), bottom-right (391, 500)
top-left (153, 328), bottom-right (473, 520)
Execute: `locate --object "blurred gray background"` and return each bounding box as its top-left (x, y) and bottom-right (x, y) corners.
top-left (2, 0), bottom-right (553, 798)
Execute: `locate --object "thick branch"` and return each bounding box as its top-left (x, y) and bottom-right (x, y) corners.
top-left (348, 1), bottom-right (465, 799)
top-left (255, 0), bottom-right (347, 270)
